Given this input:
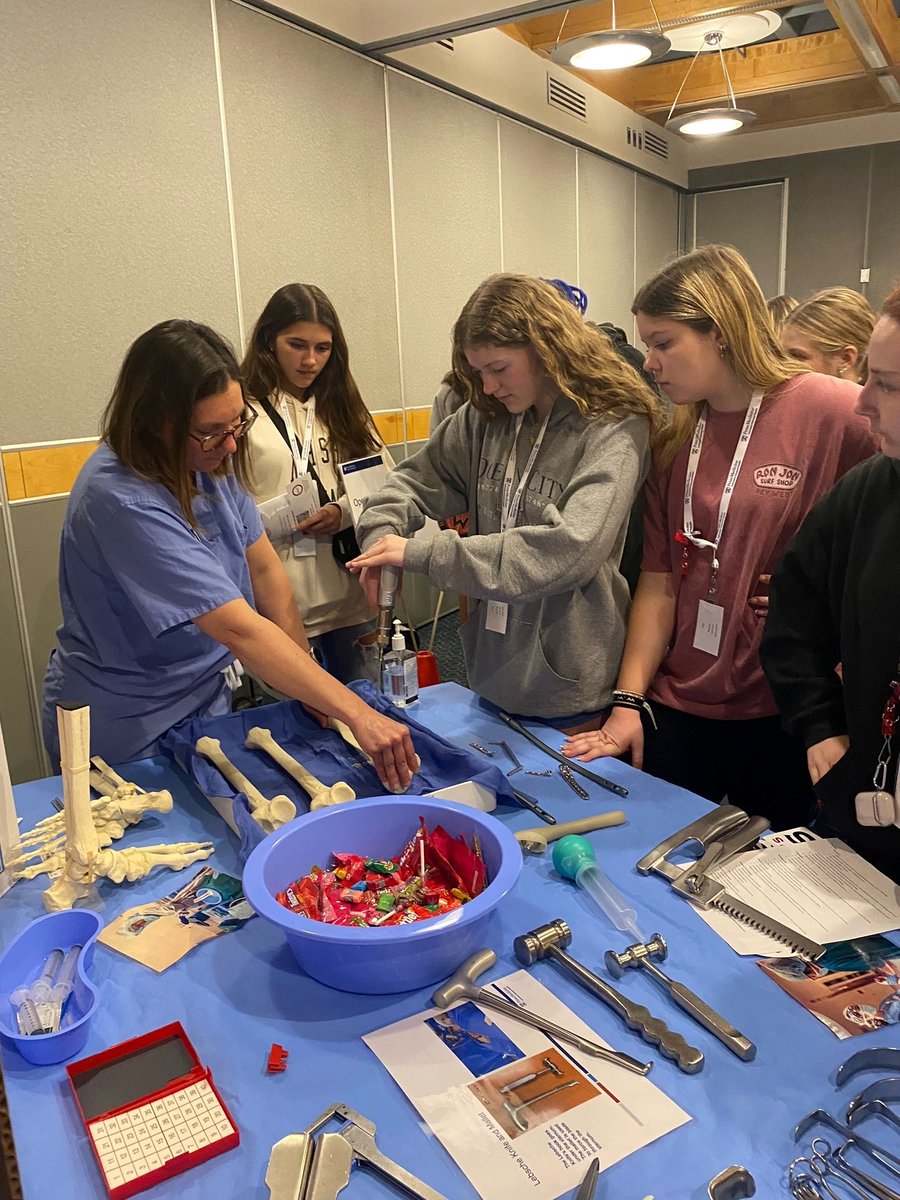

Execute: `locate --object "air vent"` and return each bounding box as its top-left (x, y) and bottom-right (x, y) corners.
top-left (547, 74), bottom-right (587, 121)
top-left (626, 125), bottom-right (669, 160)
top-left (643, 127), bottom-right (669, 159)
top-left (436, 37), bottom-right (454, 52)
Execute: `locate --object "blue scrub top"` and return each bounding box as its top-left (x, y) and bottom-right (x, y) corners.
top-left (42, 444), bottom-right (264, 765)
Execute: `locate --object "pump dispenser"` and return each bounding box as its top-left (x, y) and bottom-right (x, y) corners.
top-left (381, 620), bottom-right (419, 707)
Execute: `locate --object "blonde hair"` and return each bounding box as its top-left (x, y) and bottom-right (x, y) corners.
top-left (766, 294), bottom-right (798, 335)
top-left (451, 273), bottom-right (665, 443)
top-left (784, 286), bottom-right (876, 383)
top-left (632, 245), bottom-right (806, 467)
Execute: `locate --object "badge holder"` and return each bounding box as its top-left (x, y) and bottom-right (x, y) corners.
top-left (855, 672), bottom-right (900, 828)
top-left (66, 1021), bottom-right (239, 1198)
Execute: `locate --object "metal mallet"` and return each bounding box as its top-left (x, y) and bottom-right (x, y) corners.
top-left (605, 935), bottom-right (756, 1061)
top-left (514, 920), bottom-right (705, 1074)
top-left (431, 948), bottom-right (651, 1075)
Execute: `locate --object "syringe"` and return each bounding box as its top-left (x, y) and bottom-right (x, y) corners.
top-left (44, 944), bottom-right (83, 1033)
top-left (552, 834), bottom-right (644, 942)
top-left (11, 947), bottom-right (64, 1035)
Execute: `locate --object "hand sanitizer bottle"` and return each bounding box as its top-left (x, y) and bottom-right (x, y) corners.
top-left (381, 620), bottom-right (419, 707)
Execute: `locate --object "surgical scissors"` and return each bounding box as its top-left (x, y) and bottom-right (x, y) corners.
top-left (790, 1139), bottom-right (900, 1200)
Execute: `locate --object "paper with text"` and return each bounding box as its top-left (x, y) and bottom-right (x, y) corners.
top-left (364, 970), bottom-right (689, 1200)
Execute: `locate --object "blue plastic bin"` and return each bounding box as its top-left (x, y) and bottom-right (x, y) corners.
top-left (0, 909), bottom-right (102, 1065)
top-left (242, 796), bottom-right (522, 994)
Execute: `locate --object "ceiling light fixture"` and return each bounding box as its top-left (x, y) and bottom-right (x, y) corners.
top-left (550, 0), bottom-right (671, 71)
top-left (665, 30), bottom-right (757, 136)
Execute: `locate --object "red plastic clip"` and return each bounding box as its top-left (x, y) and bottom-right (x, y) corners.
top-left (266, 1044), bottom-right (289, 1074)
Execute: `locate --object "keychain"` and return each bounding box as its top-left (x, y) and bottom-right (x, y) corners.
top-left (855, 672), bottom-right (900, 827)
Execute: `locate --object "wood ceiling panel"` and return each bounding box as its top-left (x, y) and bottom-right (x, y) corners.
top-left (643, 69), bottom-right (889, 122)
top-left (504, 0), bottom-right (900, 129)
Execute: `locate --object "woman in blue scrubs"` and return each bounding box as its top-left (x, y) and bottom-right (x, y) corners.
top-left (42, 320), bottom-right (416, 789)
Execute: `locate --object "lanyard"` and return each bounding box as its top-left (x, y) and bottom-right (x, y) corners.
top-left (500, 409), bottom-right (552, 532)
top-left (681, 388), bottom-right (763, 580)
top-left (278, 394), bottom-right (316, 480)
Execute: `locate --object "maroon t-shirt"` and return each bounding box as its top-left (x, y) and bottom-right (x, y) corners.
top-left (643, 373), bottom-right (876, 719)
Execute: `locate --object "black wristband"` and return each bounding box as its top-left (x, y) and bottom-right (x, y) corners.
top-left (611, 693), bottom-right (657, 731)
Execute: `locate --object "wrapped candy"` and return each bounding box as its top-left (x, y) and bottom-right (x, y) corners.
top-left (275, 819), bottom-right (487, 927)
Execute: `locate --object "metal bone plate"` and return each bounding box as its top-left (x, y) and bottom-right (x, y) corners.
top-left (558, 763), bottom-right (589, 799)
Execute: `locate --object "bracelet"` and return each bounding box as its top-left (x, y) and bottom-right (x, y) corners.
top-left (611, 690), bottom-right (658, 731)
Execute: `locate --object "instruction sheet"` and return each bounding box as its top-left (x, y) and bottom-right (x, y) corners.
top-left (364, 970), bottom-right (689, 1200)
top-left (696, 835), bottom-right (900, 957)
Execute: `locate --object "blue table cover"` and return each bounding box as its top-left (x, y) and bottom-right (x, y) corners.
top-left (2, 682), bottom-right (899, 1199)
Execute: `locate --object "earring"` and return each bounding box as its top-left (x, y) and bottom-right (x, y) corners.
top-left (838, 365), bottom-right (848, 376)
top-left (718, 343), bottom-right (728, 358)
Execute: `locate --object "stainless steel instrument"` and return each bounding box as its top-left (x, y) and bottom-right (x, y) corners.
top-left (605, 934), bottom-right (756, 1061)
top-left (514, 919), bottom-right (705, 1074)
top-left (432, 948), bottom-right (651, 1074)
top-left (301, 1103), bottom-right (449, 1200)
top-left (636, 806), bottom-right (826, 961)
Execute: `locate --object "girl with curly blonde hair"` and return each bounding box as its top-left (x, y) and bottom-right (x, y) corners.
top-left (350, 273), bottom-right (665, 722)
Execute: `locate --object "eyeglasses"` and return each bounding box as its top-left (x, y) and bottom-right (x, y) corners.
top-left (188, 406), bottom-right (257, 452)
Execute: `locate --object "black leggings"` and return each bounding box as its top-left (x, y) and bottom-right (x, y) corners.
top-left (641, 701), bottom-right (815, 831)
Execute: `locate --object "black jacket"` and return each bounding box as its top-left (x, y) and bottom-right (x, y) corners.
top-left (761, 453), bottom-right (900, 873)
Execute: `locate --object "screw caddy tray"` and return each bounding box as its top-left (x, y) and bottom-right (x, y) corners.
top-left (66, 1020), bottom-right (239, 1199)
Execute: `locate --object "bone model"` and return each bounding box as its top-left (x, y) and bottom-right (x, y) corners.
top-left (325, 716), bottom-right (420, 793)
top-left (42, 705), bottom-right (213, 913)
top-left (244, 728), bottom-right (356, 810)
top-left (194, 736), bottom-right (299, 829)
top-left (9, 773), bottom-right (174, 879)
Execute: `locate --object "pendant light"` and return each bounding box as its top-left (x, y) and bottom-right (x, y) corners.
top-left (550, 0), bottom-right (670, 71)
top-left (665, 31), bottom-right (757, 136)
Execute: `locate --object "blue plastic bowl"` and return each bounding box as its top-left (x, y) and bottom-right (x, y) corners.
top-left (0, 909), bottom-right (102, 1065)
top-left (242, 796), bottom-right (522, 994)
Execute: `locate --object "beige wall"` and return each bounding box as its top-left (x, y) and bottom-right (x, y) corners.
top-left (0, 0), bottom-right (680, 783)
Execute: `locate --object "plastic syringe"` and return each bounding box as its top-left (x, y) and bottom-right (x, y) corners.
top-left (552, 834), bottom-right (644, 942)
top-left (44, 944), bottom-right (83, 1033)
top-left (11, 947), bottom-right (64, 1035)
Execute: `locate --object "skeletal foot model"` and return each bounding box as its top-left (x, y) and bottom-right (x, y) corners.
top-left (10, 771), bottom-right (174, 880)
top-left (42, 705), bottom-right (213, 913)
top-left (245, 728), bottom-right (356, 810)
top-left (195, 736), bottom-right (297, 831)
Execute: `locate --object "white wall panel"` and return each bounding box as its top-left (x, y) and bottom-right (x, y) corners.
top-left (217, 2), bottom-right (401, 412)
top-left (0, 0), bottom-right (237, 444)
top-left (634, 174), bottom-right (680, 299)
top-left (577, 151), bottom-right (639, 335)
top-left (498, 119), bottom-right (578, 281)
top-left (388, 73), bottom-right (501, 410)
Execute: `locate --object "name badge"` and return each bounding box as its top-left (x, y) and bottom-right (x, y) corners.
top-left (485, 601), bottom-right (508, 635)
top-left (292, 531), bottom-right (317, 559)
top-left (693, 599), bottom-right (724, 657)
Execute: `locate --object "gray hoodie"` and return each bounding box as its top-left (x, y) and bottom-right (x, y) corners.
top-left (357, 396), bottom-right (650, 718)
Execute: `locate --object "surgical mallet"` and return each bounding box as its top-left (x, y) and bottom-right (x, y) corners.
top-left (432, 948), bottom-right (651, 1075)
top-left (501, 1080), bottom-right (578, 1133)
top-left (605, 935), bottom-right (756, 1062)
top-left (514, 920), bottom-right (705, 1074)
top-left (552, 834), bottom-right (643, 941)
